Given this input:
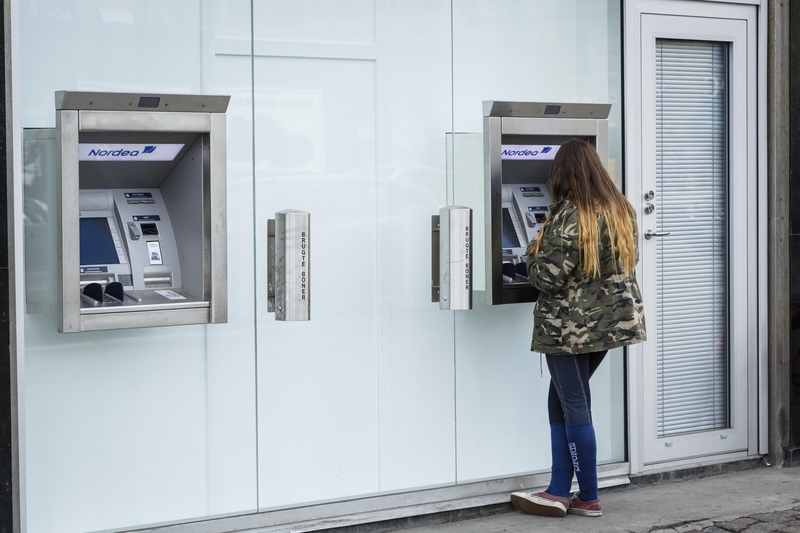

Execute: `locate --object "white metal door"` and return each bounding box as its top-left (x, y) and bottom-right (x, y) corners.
top-left (627, 3), bottom-right (758, 466)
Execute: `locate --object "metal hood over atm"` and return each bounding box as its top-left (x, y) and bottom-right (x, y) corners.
top-left (37, 91), bottom-right (230, 332)
top-left (483, 100), bottom-right (611, 306)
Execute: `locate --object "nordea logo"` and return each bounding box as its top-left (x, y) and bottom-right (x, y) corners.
top-left (87, 146), bottom-right (156, 157)
top-left (79, 143), bottom-right (185, 162)
top-left (500, 144), bottom-right (560, 161)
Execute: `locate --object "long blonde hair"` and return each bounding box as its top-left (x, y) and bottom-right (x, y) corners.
top-left (530, 139), bottom-right (636, 277)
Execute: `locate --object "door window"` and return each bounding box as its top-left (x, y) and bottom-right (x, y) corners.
top-left (655, 39), bottom-right (730, 437)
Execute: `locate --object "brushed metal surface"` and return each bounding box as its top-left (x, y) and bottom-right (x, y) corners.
top-left (483, 100), bottom-right (611, 119)
top-left (53, 92), bottom-right (229, 332)
top-left (484, 116), bottom-right (503, 306)
top-left (58, 110), bottom-right (81, 333)
top-left (501, 116), bottom-right (600, 136)
top-left (482, 102), bottom-right (610, 306)
top-left (79, 111), bottom-right (211, 133)
top-left (80, 299), bottom-right (209, 314)
top-left (57, 90), bottom-right (230, 113)
top-left (274, 210), bottom-right (310, 321)
top-left (80, 307), bottom-right (210, 331)
top-left (431, 215), bottom-right (440, 302)
top-left (439, 206), bottom-right (472, 311)
top-left (267, 219), bottom-right (276, 312)
top-left (208, 113), bottom-right (228, 323)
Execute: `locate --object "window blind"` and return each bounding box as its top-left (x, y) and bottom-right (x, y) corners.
top-left (655, 39), bottom-right (729, 438)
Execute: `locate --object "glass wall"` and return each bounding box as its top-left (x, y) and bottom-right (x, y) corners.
top-left (451, 0), bottom-right (625, 482)
top-left (20, 2), bottom-right (257, 531)
top-left (18, 1), bottom-right (624, 531)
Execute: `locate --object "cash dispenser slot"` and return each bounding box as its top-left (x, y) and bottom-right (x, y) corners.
top-left (483, 100), bottom-right (611, 305)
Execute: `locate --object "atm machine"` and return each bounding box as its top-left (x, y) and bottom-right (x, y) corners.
top-left (483, 101), bottom-right (611, 305)
top-left (24, 91), bottom-right (229, 332)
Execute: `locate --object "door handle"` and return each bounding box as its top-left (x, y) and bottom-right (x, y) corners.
top-left (644, 229), bottom-right (671, 240)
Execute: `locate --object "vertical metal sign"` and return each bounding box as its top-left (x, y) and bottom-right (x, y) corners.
top-left (268, 210), bottom-right (310, 321)
top-left (432, 206), bottom-right (472, 310)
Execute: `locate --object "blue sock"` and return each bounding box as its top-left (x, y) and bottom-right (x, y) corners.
top-left (566, 422), bottom-right (598, 501)
top-left (545, 422), bottom-right (573, 498)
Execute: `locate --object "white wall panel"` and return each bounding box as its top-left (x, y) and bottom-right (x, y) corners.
top-left (203, 54), bottom-right (259, 516)
top-left (591, 348), bottom-right (626, 464)
top-left (451, 0), bottom-right (626, 483)
top-left (374, 0), bottom-right (456, 492)
top-left (454, 301), bottom-right (548, 481)
top-left (253, 0), bottom-right (374, 45)
top-left (20, 1), bottom-right (203, 127)
top-left (451, 0), bottom-right (579, 133)
top-left (18, 1), bottom-right (629, 529)
top-left (20, 2), bottom-right (258, 531)
top-left (25, 322), bottom-right (209, 532)
top-left (253, 56), bottom-right (380, 509)
top-left (214, 0), bottom-right (252, 41)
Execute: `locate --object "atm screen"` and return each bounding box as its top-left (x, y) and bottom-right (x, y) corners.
top-left (502, 208), bottom-right (521, 248)
top-left (80, 217), bottom-right (120, 265)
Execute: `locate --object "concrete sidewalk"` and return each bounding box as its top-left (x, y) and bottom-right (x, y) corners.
top-left (405, 466), bottom-right (800, 533)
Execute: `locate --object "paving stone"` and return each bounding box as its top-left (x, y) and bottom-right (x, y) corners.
top-left (676, 521), bottom-right (715, 532)
top-left (778, 520), bottom-right (800, 533)
top-left (750, 511), bottom-right (800, 523)
top-left (737, 522), bottom-right (787, 533)
top-left (703, 527), bottom-right (731, 533)
top-left (650, 529), bottom-right (679, 533)
top-left (715, 518), bottom-right (760, 532)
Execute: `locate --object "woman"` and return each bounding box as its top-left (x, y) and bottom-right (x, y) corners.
top-left (510, 139), bottom-right (646, 518)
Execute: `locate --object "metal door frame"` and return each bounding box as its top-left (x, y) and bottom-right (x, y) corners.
top-left (624, 0), bottom-right (765, 472)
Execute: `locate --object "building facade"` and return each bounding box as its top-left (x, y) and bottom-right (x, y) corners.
top-left (3, 0), bottom-right (791, 532)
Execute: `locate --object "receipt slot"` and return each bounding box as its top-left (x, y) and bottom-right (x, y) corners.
top-left (483, 101), bottom-right (610, 305)
top-left (431, 206), bottom-right (472, 310)
top-left (24, 91), bottom-right (229, 332)
top-left (267, 210), bottom-right (311, 321)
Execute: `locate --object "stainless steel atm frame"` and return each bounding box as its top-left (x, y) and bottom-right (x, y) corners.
top-left (52, 91), bottom-right (229, 332)
top-left (484, 101), bottom-right (610, 305)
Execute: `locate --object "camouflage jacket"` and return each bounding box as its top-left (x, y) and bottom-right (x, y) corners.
top-left (525, 198), bottom-right (647, 354)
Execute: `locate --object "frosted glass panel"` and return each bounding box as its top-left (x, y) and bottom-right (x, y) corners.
top-left (374, 0), bottom-right (457, 492)
top-left (25, 322), bottom-right (210, 532)
top-left (254, 0), bottom-right (374, 44)
top-left (452, 0), bottom-right (625, 482)
top-left (202, 54), bottom-right (259, 515)
top-left (450, 0), bottom-right (621, 125)
top-left (454, 301), bottom-right (547, 480)
top-left (18, 1), bottom-right (628, 530)
top-left (215, 0), bottom-right (252, 40)
top-left (592, 348), bottom-right (626, 464)
top-left (20, 1), bottom-right (204, 127)
top-left (253, 56), bottom-right (380, 509)
top-left (452, 0), bottom-right (623, 184)
top-left (20, 2), bottom-right (257, 532)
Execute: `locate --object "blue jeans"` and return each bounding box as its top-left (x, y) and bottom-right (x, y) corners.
top-left (546, 351), bottom-right (608, 425)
